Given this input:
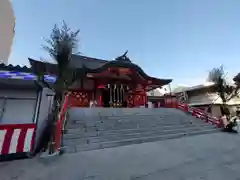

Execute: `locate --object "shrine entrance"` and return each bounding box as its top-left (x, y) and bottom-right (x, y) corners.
top-left (102, 88), bottom-right (110, 107)
top-left (101, 84), bottom-right (126, 107)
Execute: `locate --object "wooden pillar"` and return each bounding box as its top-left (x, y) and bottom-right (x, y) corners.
top-left (143, 86), bottom-right (147, 107)
top-left (97, 82), bottom-right (103, 106)
top-left (98, 95), bottom-right (102, 106)
top-left (93, 80), bottom-right (96, 101)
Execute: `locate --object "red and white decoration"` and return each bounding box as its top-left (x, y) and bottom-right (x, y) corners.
top-left (0, 124), bottom-right (36, 155)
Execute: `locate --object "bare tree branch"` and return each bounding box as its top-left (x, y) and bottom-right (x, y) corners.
top-left (33, 21), bottom-right (80, 155)
top-left (208, 65), bottom-right (240, 104)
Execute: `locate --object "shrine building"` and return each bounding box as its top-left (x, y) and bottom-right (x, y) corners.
top-left (29, 53), bottom-right (172, 108)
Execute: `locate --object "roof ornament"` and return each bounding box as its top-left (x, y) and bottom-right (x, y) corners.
top-left (115, 50), bottom-right (131, 62)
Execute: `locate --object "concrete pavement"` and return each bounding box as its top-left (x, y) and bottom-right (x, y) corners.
top-left (1, 132), bottom-right (240, 180)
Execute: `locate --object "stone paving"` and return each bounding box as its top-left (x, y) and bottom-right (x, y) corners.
top-left (1, 132), bottom-right (240, 180)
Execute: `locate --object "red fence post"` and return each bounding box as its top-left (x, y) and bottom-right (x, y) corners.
top-left (192, 109), bottom-right (196, 117)
top-left (217, 117), bottom-right (224, 128)
top-left (184, 104), bottom-right (188, 112)
top-left (177, 103), bottom-right (221, 128)
top-left (54, 94), bottom-right (69, 152)
top-left (205, 114), bottom-right (209, 122)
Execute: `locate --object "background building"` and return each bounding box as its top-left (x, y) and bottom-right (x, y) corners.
top-left (173, 82), bottom-right (240, 117)
top-left (0, 0), bottom-right (15, 64)
top-left (146, 87), bottom-right (169, 97)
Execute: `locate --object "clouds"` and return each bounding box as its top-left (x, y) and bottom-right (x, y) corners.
top-left (172, 68), bottom-right (239, 89)
top-left (172, 76), bottom-right (208, 89)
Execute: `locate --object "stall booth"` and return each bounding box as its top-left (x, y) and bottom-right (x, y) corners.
top-left (0, 64), bottom-right (49, 160)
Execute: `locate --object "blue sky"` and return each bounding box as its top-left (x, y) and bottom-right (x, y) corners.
top-left (9, 0), bottom-right (240, 87)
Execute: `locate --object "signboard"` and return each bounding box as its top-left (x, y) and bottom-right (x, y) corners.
top-left (118, 68), bottom-right (131, 74)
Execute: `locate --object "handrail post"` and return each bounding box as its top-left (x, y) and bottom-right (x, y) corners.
top-left (192, 109), bottom-right (196, 117)
top-left (205, 114), bottom-right (208, 122)
top-left (184, 104), bottom-right (188, 112)
top-left (53, 94), bottom-right (69, 153)
top-left (177, 103), bottom-right (222, 128)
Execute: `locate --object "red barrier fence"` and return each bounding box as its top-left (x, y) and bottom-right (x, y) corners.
top-left (176, 103), bottom-right (221, 128)
top-left (54, 94), bottom-right (69, 152)
top-left (0, 124), bottom-right (36, 156)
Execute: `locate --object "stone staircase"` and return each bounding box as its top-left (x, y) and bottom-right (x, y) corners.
top-left (62, 108), bottom-right (219, 153)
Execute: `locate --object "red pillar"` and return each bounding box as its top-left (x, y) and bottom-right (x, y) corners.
top-left (184, 104), bottom-right (189, 112)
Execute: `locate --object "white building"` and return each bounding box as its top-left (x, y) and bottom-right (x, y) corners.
top-left (0, 0), bottom-right (15, 64)
top-left (147, 86), bottom-right (169, 96)
top-left (0, 64), bottom-right (55, 132)
top-left (173, 82), bottom-right (240, 117)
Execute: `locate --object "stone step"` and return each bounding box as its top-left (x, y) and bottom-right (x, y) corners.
top-left (69, 108), bottom-right (187, 116)
top-left (63, 125), bottom-right (217, 146)
top-left (67, 119), bottom-right (208, 131)
top-left (95, 118), bottom-right (204, 127)
top-left (70, 113), bottom-right (188, 121)
top-left (92, 116), bottom-right (192, 124)
top-left (68, 117), bottom-right (184, 127)
top-left (62, 128), bottom-right (220, 153)
top-left (68, 114), bottom-right (205, 125)
top-left (69, 108), bottom-right (183, 119)
top-left (64, 108), bottom-right (219, 153)
top-left (68, 122), bottom-right (203, 133)
top-left (65, 123), bottom-right (213, 138)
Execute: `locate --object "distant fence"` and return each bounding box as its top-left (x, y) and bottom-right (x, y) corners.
top-left (0, 123), bottom-right (36, 160)
top-left (176, 103), bottom-right (221, 127)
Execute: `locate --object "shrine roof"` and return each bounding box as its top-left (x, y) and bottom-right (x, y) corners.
top-left (0, 63), bottom-right (32, 72)
top-left (70, 54), bottom-right (108, 69)
top-left (28, 54), bottom-right (172, 86)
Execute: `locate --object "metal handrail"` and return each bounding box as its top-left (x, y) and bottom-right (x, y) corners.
top-left (177, 103), bottom-right (221, 127)
top-left (53, 94), bottom-right (69, 152)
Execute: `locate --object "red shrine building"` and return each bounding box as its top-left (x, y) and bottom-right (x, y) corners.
top-left (29, 53), bottom-right (172, 108)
